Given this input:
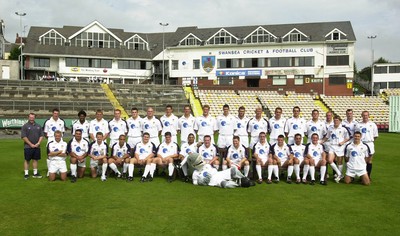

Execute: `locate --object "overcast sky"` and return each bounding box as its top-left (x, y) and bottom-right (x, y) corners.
top-left (1, 0), bottom-right (399, 69)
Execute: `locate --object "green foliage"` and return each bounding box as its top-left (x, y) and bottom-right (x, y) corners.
top-left (357, 57), bottom-right (390, 81)
top-left (8, 46), bottom-right (21, 60)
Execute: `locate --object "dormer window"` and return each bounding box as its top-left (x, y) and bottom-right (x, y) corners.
top-left (125, 34), bottom-right (148, 50)
top-left (244, 26), bottom-right (277, 44)
top-left (179, 33), bottom-right (202, 46)
top-left (282, 28), bottom-right (308, 42)
top-left (207, 29), bottom-right (237, 45)
top-left (325, 28), bottom-right (347, 41)
top-left (39, 29), bottom-right (66, 46)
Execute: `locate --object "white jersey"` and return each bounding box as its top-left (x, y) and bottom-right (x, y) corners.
top-left (342, 119), bottom-right (358, 137)
top-left (355, 121), bottom-right (378, 143)
top-left (156, 141), bottom-right (180, 158)
top-left (290, 143), bottom-right (306, 162)
top-left (180, 142), bottom-right (198, 158)
top-left (127, 116), bottom-right (143, 138)
top-left (325, 120), bottom-right (334, 130)
top-left (198, 144), bottom-right (219, 161)
top-left (271, 143), bottom-right (293, 163)
top-left (234, 116), bottom-right (250, 136)
top-left (305, 142), bottom-right (325, 162)
top-left (133, 141), bottom-right (156, 160)
top-left (326, 125), bottom-right (351, 145)
top-left (226, 144), bottom-right (248, 165)
top-left (284, 117), bottom-right (306, 138)
top-left (110, 142), bottom-right (132, 158)
top-left (247, 117), bottom-right (269, 137)
top-left (345, 142), bottom-right (371, 170)
top-left (47, 139), bottom-right (67, 161)
top-left (67, 137), bottom-right (90, 157)
top-left (194, 115), bottom-right (217, 136)
top-left (269, 117), bottom-right (286, 140)
top-left (160, 114), bottom-right (179, 136)
top-left (216, 114), bottom-right (236, 135)
top-left (88, 141), bottom-right (109, 157)
top-left (178, 115), bottom-right (196, 143)
top-left (306, 119), bottom-right (327, 142)
top-left (89, 118), bottom-right (110, 137)
top-left (72, 120), bottom-right (90, 139)
top-left (44, 117), bottom-right (66, 140)
top-left (108, 118), bottom-right (128, 140)
top-left (141, 117), bottom-right (162, 139)
top-left (252, 141), bottom-right (271, 161)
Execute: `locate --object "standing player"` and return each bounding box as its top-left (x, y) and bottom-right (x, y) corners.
top-left (108, 109), bottom-right (128, 147)
top-left (344, 131), bottom-right (371, 185)
top-left (194, 105), bottom-right (217, 143)
top-left (226, 136), bottom-right (250, 177)
top-left (179, 133), bottom-right (197, 182)
top-left (127, 107), bottom-right (143, 148)
top-left (216, 104), bottom-right (236, 160)
top-left (141, 107), bottom-right (162, 146)
top-left (252, 132), bottom-right (271, 184)
top-left (72, 110), bottom-right (90, 139)
top-left (234, 106), bottom-right (250, 149)
top-left (151, 132), bottom-right (180, 183)
top-left (290, 133), bottom-right (306, 184)
top-left (354, 111), bottom-right (378, 178)
top-left (247, 107), bottom-right (270, 148)
top-left (325, 111), bottom-right (334, 130)
top-left (305, 133), bottom-right (327, 185)
top-left (177, 105), bottom-right (196, 144)
top-left (270, 135), bottom-right (294, 184)
top-left (47, 131), bottom-right (68, 181)
top-left (342, 108), bottom-right (358, 138)
top-left (160, 105), bottom-right (179, 143)
top-left (131, 132), bottom-right (156, 182)
top-left (67, 129), bottom-right (90, 183)
top-left (109, 134), bottom-right (131, 179)
top-left (21, 112), bottom-right (44, 179)
top-left (306, 109), bottom-right (326, 143)
top-left (89, 109), bottom-right (110, 141)
top-left (88, 132), bottom-right (108, 180)
top-left (197, 135), bottom-right (221, 170)
top-left (284, 106), bottom-right (306, 145)
top-left (269, 107), bottom-right (286, 145)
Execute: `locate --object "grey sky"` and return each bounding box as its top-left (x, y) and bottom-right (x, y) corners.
top-left (1, 0), bottom-right (399, 68)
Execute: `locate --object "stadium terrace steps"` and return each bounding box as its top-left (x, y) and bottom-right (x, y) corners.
top-left (184, 87), bottom-right (202, 117)
top-left (100, 84), bottom-right (129, 119)
top-left (314, 100), bottom-right (329, 113)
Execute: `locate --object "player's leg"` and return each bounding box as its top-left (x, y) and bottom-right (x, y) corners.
top-left (242, 160), bottom-right (250, 177)
top-left (108, 158), bottom-right (122, 177)
top-left (286, 160), bottom-right (294, 183)
top-left (128, 158), bottom-right (137, 181)
top-left (301, 159), bottom-right (310, 184)
top-left (267, 157), bottom-right (274, 184)
top-left (328, 151), bottom-right (342, 181)
top-left (317, 159), bottom-right (327, 185)
top-left (70, 156), bottom-right (78, 182)
top-left (23, 149), bottom-right (31, 179)
top-left (293, 158), bottom-right (300, 183)
top-left (360, 173), bottom-right (370, 186)
top-left (166, 157), bottom-right (175, 182)
top-left (273, 160), bottom-right (280, 183)
top-left (101, 157), bottom-right (108, 181)
top-left (60, 160), bottom-right (68, 181)
top-left (309, 158), bottom-right (316, 185)
top-left (255, 158), bottom-right (263, 183)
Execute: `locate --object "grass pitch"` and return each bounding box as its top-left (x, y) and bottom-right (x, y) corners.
top-left (0, 133), bottom-right (399, 235)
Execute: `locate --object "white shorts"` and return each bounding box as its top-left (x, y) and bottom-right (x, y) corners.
top-left (329, 144), bottom-right (345, 156)
top-left (313, 157), bottom-right (322, 165)
top-left (346, 168), bottom-right (367, 178)
top-left (364, 142), bottom-right (375, 155)
top-left (217, 134), bottom-right (233, 148)
top-left (49, 159), bottom-right (67, 173)
top-left (90, 159), bottom-right (99, 168)
top-left (294, 156), bottom-right (304, 163)
top-left (259, 157), bottom-right (268, 165)
top-left (77, 159), bottom-right (86, 168)
top-left (238, 135), bottom-right (249, 148)
top-left (128, 136), bottom-right (141, 148)
top-left (249, 136), bottom-right (259, 149)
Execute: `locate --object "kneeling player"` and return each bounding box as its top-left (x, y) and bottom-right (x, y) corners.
top-left (226, 136), bottom-right (250, 177)
top-left (305, 133), bottom-right (327, 185)
top-left (290, 133), bottom-right (307, 184)
top-left (131, 132), bottom-right (156, 182)
top-left (270, 135), bottom-right (294, 183)
top-left (88, 132), bottom-right (109, 180)
top-left (344, 131), bottom-right (370, 185)
top-left (109, 134), bottom-right (132, 179)
top-left (253, 132), bottom-right (272, 184)
top-left (67, 129), bottom-right (90, 183)
top-left (47, 131), bottom-right (68, 181)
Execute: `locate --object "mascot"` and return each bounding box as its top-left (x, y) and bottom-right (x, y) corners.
top-left (186, 153), bottom-right (254, 188)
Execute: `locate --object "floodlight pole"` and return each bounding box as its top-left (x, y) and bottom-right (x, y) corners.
top-left (160, 22), bottom-right (169, 85)
top-left (368, 35), bottom-right (377, 96)
top-left (15, 12), bottom-right (26, 80)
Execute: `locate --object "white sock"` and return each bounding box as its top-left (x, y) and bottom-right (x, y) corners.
top-left (123, 163), bottom-right (128, 174)
top-left (180, 156), bottom-right (188, 166)
top-left (320, 166), bottom-right (327, 181)
top-left (273, 165), bottom-right (279, 180)
top-left (33, 169), bottom-right (38, 175)
top-left (142, 165), bottom-right (150, 177)
top-left (109, 163), bottom-right (120, 174)
top-left (256, 165), bottom-right (262, 179)
top-left (168, 163), bottom-right (174, 177)
top-left (330, 162), bottom-right (341, 176)
top-left (294, 164), bottom-right (300, 180)
top-left (70, 164), bottom-right (77, 176)
top-left (338, 164), bottom-right (343, 175)
top-left (309, 166), bottom-right (315, 180)
top-left (182, 164), bottom-right (188, 176)
top-left (128, 164), bottom-right (134, 177)
top-left (150, 163), bottom-right (156, 177)
top-left (267, 165), bottom-right (273, 180)
top-left (102, 163), bottom-right (108, 177)
top-left (287, 165), bottom-right (294, 179)
top-left (24, 169), bottom-right (29, 175)
top-left (222, 165), bottom-right (227, 170)
top-left (244, 165), bottom-right (250, 177)
top-left (47, 159), bottom-right (50, 175)
top-left (302, 165), bottom-right (310, 180)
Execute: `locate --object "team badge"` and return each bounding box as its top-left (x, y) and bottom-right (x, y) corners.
top-left (202, 56), bottom-right (215, 73)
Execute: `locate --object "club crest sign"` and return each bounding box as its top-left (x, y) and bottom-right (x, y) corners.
top-left (202, 56), bottom-right (215, 73)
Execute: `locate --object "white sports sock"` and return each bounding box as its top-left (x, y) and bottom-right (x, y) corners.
top-left (256, 165), bottom-right (262, 179)
top-left (302, 165), bottom-right (310, 180)
top-left (338, 164), bottom-right (343, 174)
top-left (102, 163), bottom-right (108, 177)
top-left (33, 169), bottom-right (38, 175)
top-left (330, 162), bottom-right (341, 176)
top-left (24, 169), bottom-right (29, 175)
top-left (320, 166), bottom-right (327, 181)
top-left (123, 163), bottom-right (128, 174)
top-left (182, 164), bottom-right (188, 176)
top-left (267, 165), bottom-right (273, 180)
top-left (273, 165), bottom-right (279, 180)
top-left (109, 163), bottom-right (120, 174)
top-left (287, 165), bottom-right (294, 179)
top-left (142, 164), bottom-right (150, 177)
top-left (47, 159), bottom-right (50, 175)
top-left (168, 163), bottom-right (174, 177)
top-left (70, 163), bottom-right (77, 176)
top-left (150, 163), bottom-right (156, 177)
top-left (128, 164), bottom-right (134, 177)
top-left (294, 164), bottom-right (300, 179)
top-left (309, 166), bottom-right (315, 180)
top-left (244, 165), bottom-right (250, 177)
top-left (180, 156), bottom-right (188, 166)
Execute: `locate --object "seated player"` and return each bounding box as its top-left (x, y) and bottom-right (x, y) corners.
top-left (109, 134), bottom-right (132, 179)
top-left (47, 131), bottom-right (68, 181)
top-left (67, 129), bottom-right (90, 183)
top-left (290, 133), bottom-right (307, 184)
top-left (305, 133), bottom-right (327, 185)
top-left (252, 132), bottom-right (272, 184)
top-left (226, 136), bottom-right (250, 177)
top-left (88, 132), bottom-right (108, 181)
top-left (178, 133), bottom-right (198, 182)
top-left (344, 131), bottom-right (371, 185)
top-left (151, 132), bottom-right (180, 183)
top-left (270, 135), bottom-right (294, 184)
top-left (130, 132), bottom-right (156, 182)
top-left (197, 135), bottom-right (220, 170)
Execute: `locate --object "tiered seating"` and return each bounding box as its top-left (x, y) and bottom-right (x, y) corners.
top-left (382, 88), bottom-right (400, 97)
top-left (321, 96), bottom-right (389, 125)
top-left (0, 80), bottom-right (114, 118)
top-left (258, 93), bottom-right (320, 119)
top-left (110, 84), bottom-right (188, 117)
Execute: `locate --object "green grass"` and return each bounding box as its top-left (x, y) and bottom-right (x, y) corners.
top-left (1, 133), bottom-right (400, 235)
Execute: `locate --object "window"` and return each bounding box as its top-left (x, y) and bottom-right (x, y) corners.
top-left (389, 82), bottom-right (400, 88)
top-left (389, 66), bottom-right (400, 73)
top-left (34, 58), bottom-right (50, 67)
top-left (269, 57), bottom-right (292, 67)
top-left (172, 60), bottom-right (179, 70)
top-left (65, 58), bottom-right (111, 68)
top-left (193, 59), bottom-right (200, 69)
top-left (208, 29), bottom-right (237, 45)
top-left (180, 34), bottom-right (201, 46)
top-left (294, 57), bottom-right (314, 67)
top-left (329, 75), bottom-right (346, 85)
top-left (118, 60), bottom-right (151, 69)
top-left (326, 55), bottom-right (349, 66)
top-left (126, 35), bottom-right (148, 50)
top-left (294, 75), bottom-right (304, 85)
top-left (245, 28), bottom-right (276, 43)
top-left (218, 77), bottom-right (234, 85)
top-left (40, 30), bottom-right (65, 46)
top-left (269, 75), bottom-right (287, 85)
top-left (376, 82), bottom-right (387, 89)
top-left (71, 32), bottom-right (120, 48)
top-left (374, 66), bottom-right (387, 74)
top-left (283, 29), bottom-right (308, 42)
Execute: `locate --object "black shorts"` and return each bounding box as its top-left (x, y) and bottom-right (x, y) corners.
top-left (24, 148), bottom-right (41, 161)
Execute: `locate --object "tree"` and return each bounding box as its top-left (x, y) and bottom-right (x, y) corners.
top-left (9, 46), bottom-right (21, 60)
top-left (357, 57), bottom-right (390, 81)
